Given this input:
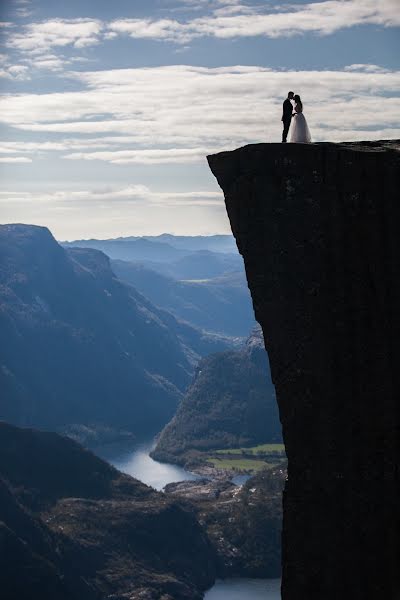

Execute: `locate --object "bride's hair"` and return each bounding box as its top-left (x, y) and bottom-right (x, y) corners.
top-left (294, 94), bottom-right (303, 109)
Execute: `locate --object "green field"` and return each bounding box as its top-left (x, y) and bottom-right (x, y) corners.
top-left (215, 443), bottom-right (286, 456)
top-left (206, 457), bottom-right (271, 473)
top-left (204, 443), bottom-right (286, 473)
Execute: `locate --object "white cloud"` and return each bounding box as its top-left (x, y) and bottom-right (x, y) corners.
top-left (7, 64), bottom-right (30, 78)
top-left (7, 18), bottom-right (103, 54)
top-left (108, 18), bottom-right (192, 43)
top-left (0, 185), bottom-right (222, 205)
top-left (108, 0), bottom-right (400, 42)
top-left (344, 63), bottom-right (390, 73)
top-left (63, 147), bottom-right (224, 164)
top-left (0, 185), bottom-right (226, 239)
top-left (0, 156), bottom-right (32, 163)
top-left (0, 64), bottom-right (30, 80)
top-left (31, 54), bottom-right (66, 71)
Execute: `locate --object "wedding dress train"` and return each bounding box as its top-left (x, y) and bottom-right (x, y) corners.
top-left (290, 111), bottom-right (312, 143)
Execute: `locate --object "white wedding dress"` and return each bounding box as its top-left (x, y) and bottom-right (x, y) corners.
top-left (290, 104), bottom-right (312, 143)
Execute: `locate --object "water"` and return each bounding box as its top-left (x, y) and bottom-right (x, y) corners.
top-left (99, 440), bottom-right (281, 598)
top-left (232, 474), bottom-right (251, 486)
top-left (205, 578), bottom-right (281, 599)
top-left (101, 440), bottom-right (200, 490)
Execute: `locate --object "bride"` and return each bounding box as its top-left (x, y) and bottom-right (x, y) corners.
top-left (290, 94), bottom-right (312, 143)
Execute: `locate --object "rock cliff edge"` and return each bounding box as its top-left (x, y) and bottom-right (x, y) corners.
top-left (208, 140), bottom-right (399, 599)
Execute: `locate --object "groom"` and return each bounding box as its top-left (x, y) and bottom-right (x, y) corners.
top-left (281, 91), bottom-right (294, 143)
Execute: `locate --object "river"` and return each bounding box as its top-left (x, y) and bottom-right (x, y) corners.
top-left (97, 439), bottom-right (281, 599)
top-left (204, 578), bottom-right (281, 599)
top-left (98, 439), bottom-right (200, 490)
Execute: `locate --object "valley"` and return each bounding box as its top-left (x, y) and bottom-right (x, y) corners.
top-left (0, 226), bottom-right (283, 599)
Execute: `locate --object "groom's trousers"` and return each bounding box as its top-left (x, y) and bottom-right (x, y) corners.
top-left (282, 117), bottom-right (291, 143)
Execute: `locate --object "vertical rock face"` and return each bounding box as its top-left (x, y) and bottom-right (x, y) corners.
top-left (208, 141), bottom-right (399, 600)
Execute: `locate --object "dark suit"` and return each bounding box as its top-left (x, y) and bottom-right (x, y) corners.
top-left (282, 98), bottom-right (293, 143)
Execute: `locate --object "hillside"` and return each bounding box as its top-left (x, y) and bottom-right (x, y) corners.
top-left (0, 224), bottom-right (229, 436)
top-left (152, 328), bottom-right (281, 464)
top-left (0, 422), bottom-right (215, 600)
top-left (112, 260), bottom-right (256, 336)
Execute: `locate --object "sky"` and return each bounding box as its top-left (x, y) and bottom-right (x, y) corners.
top-left (0, 0), bottom-right (399, 240)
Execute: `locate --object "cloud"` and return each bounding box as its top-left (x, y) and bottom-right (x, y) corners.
top-left (6, 18), bottom-right (103, 54)
top-left (0, 64), bottom-right (30, 80)
top-left (63, 147), bottom-right (224, 164)
top-left (107, 0), bottom-right (400, 43)
top-left (0, 184), bottom-right (226, 239)
top-left (0, 64), bottom-right (399, 158)
top-left (0, 185), bottom-right (222, 205)
top-left (31, 54), bottom-right (66, 71)
top-left (107, 18), bottom-right (192, 44)
top-left (344, 63), bottom-right (390, 73)
top-left (0, 156), bottom-right (32, 163)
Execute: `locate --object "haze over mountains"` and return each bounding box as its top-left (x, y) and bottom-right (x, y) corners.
top-left (62, 233), bottom-right (256, 337)
top-left (0, 224), bottom-right (231, 436)
top-left (0, 223), bottom-right (283, 598)
top-left (112, 262), bottom-right (255, 337)
top-left (62, 234), bottom-right (244, 281)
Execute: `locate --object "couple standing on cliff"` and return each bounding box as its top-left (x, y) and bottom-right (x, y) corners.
top-left (282, 91), bottom-right (312, 143)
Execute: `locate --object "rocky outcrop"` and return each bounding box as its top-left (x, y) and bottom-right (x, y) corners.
top-left (0, 422), bottom-right (215, 600)
top-left (208, 141), bottom-right (400, 599)
top-left (165, 467), bottom-right (284, 578)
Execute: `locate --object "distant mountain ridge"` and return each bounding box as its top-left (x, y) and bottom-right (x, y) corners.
top-left (0, 224), bottom-right (229, 435)
top-left (63, 233), bottom-right (237, 254)
top-left (62, 234), bottom-right (243, 280)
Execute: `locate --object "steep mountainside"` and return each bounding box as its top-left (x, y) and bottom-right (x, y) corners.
top-left (112, 260), bottom-right (256, 336)
top-left (208, 141), bottom-right (399, 600)
top-left (153, 328), bottom-right (281, 464)
top-left (0, 422), bottom-right (215, 600)
top-left (0, 224), bottom-right (228, 435)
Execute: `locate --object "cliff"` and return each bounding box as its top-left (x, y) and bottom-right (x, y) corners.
top-left (208, 140), bottom-right (399, 599)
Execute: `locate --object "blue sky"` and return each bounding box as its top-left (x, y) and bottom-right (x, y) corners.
top-left (0, 0), bottom-right (399, 239)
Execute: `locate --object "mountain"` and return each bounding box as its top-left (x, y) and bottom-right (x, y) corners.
top-left (152, 328), bottom-right (281, 464)
top-left (0, 224), bottom-right (229, 436)
top-left (62, 235), bottom-right (243, 280)
top-left (112, 260), bottom-right (256, 336)
top-left (143, 234), bottom-right (237, 254)
top-left (0, 422), bottom-right (215, 600)
top-left (64, 234), bottom-right (237, 254)
top-left (158, 249), bottom-right (243, 279)
top-left (62, 237), bottom-right (188, 262)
